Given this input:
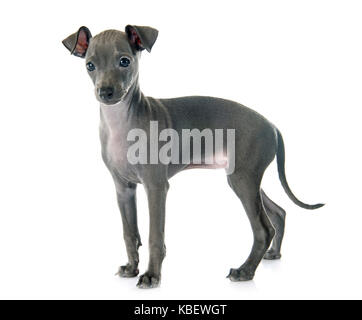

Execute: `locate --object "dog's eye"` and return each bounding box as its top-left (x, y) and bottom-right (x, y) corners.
top-left (86, 62), bottom-right (96, 71)
top-left (119, 57), bottom-right (130, 68)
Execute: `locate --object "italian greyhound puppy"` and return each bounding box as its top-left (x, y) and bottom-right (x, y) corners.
top-left (62, 25), bottom-right (324, 288)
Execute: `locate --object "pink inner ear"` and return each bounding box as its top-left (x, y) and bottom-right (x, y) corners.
top-left (130, 29), bottom-right (143, 49)
top-left (75, 30), bottom-right (88, 55)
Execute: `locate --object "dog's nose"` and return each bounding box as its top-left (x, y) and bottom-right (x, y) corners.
top-left (99, 87), bottom-right (114, 101)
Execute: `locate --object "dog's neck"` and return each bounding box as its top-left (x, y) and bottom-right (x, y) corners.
top-left (100, 78), bottom-right (148, 131)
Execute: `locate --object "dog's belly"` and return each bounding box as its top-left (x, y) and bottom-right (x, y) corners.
top-left (186, 152), bottom-right (228, 170)
top-left (186, 163), bottom-right (227, 170)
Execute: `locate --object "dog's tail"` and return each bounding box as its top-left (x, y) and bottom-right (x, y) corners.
top-left (276, 129), bottom-right (324, 210)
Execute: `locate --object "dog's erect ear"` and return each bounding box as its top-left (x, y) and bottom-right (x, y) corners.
top-left (125, 25), bottom-right (158, 52)
top-left (62, 26), bottom-right (92, 58)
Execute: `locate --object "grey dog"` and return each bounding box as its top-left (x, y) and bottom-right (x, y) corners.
top-left (63, 25), bottom-right (324, 288)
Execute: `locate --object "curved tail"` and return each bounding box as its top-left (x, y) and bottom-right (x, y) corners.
top-left (276, 129), bottom-right (324, 210)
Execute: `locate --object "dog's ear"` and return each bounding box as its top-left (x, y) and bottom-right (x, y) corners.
top-left (125, 25), bottom-right (158, 52)
top-left (62, 26), bottom-right (92, 58)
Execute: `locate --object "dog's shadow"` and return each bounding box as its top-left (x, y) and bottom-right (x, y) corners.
top-left (261, 258), bottom-right (283, 271)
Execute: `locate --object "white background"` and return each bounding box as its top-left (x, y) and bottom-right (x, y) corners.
top-left (0, 0), bottom-right (361, 299)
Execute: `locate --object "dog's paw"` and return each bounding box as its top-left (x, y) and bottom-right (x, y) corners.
top-left (137, 272), bottom-right (160, 289)
top-left (227, 268), bottom-right (254, 282)
top-left (263, 249), bottom-right (282, 260)
top-left (116, 264), bottom-right (139, 278)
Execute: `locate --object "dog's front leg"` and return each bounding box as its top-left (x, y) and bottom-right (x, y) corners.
top-left (114, 180), bottom-right (141, 278)
top-left (137, 182), bottom-right (169, 289)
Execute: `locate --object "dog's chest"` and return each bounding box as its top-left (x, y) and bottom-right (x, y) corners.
top-left (100, 106), bottom-right (132, 169)
top-left (105, 132), bottom-right (128, 164)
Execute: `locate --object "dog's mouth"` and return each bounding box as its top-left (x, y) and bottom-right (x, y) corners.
top-left (96, 89), bottom-right (128, 106)
top-left (100, 98), bottom-right (122, 106)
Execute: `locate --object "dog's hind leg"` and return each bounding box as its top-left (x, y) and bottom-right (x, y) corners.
top-left (261, 189), bottom-right (286, 260)
top-left (226, 173), bottom-right (275, 281)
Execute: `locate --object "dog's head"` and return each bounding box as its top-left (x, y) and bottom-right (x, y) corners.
top-left (63, 25), bottom-right (158, 105)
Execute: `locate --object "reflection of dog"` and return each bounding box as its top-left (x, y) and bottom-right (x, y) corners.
top-left (63, 25), bottom-right (324, 288)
